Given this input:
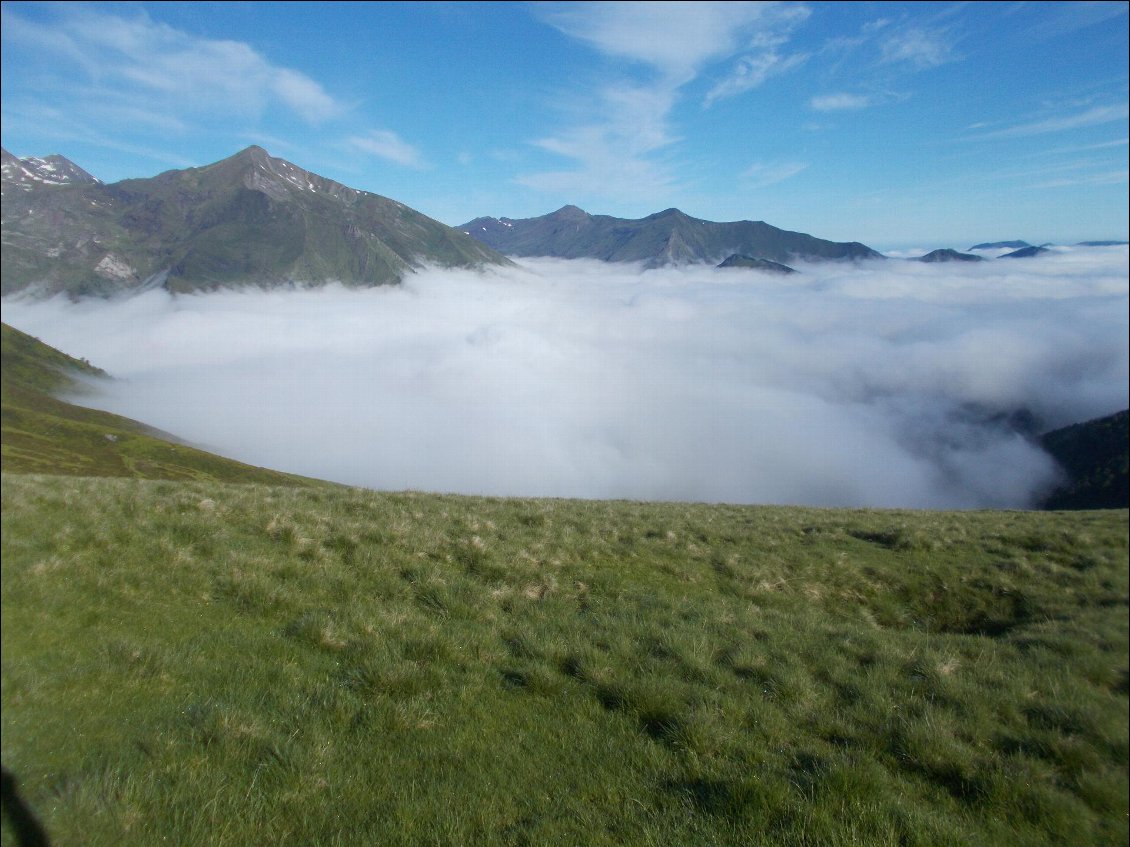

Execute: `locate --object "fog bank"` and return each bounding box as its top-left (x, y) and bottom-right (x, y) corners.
top-left (5, 247), bottom-right (1127, 508)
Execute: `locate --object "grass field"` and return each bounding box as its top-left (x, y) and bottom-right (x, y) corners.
top-left (2, 473), bottom-right (1126, 845)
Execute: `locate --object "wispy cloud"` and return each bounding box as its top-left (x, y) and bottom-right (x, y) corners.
top-left (741, 160), bottom-right (809, 187)
top-left (517, 80), bottom-right (679, 202)
top-left (975, 105), bottom-right (1130, 140)
top-left (1033, 169), bottom-right (1129, 189)
top-left (537, 1), bottom-right (792, 83)
top-left (525, 2), bottom-right (811, 207)
top-left (879, 26), bottom-right (957, 69)
top-left (809, 93), bottom-right (871, 112)
top-left (704, 46), bottom-right (809, 106)
top-left (0, 5), bottom-right (342, 128)
top-left (347, 130), bottom-right (429, 170)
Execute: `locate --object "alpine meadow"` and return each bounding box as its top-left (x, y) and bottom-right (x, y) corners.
top-left (2, 2), bottom-right (1128, 846)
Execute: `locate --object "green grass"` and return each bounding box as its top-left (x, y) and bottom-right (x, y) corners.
top-left (3, 473), bottom-right (1126, 846)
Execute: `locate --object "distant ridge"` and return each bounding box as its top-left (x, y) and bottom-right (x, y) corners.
top-left (968, 240), bottom-right (1032, 251)
top-left (716, 254), bottom-right (797, 273)
top-left (460, 206), bottom-right (883, 268)
top-left (1, 145), bottom-right (511, 298)
top-left (916, 248), bottom-right (984, 263)
top-left (1000, 245), bottom-right (1051, 259)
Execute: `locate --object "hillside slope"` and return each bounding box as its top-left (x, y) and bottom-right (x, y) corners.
top-left (1, 322), bottom-right (315, 484)
top-left (1041, 410), bottom-right (1129, 510)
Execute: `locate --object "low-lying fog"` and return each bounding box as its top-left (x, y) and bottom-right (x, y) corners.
top-left (5, 247), bottom-right (1127, 508)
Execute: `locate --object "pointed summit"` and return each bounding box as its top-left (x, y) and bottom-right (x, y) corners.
top-left (647, 207), bottom-right (689, 220)
top-left (2, 147), bottom-right (510, 297)
top-left (549, 204), bottom-right (589, 220)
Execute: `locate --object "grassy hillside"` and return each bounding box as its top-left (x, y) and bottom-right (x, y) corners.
top-left (2, 473), bottom-right (1126, 846)
top-left (1, 322), bottom-right (315, 485)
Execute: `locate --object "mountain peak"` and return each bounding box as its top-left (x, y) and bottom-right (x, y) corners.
top-left (648, 207), bottom-right (689, 221)
top-left (239, 144), bottom-right (271, 160)
top-left (1, 147), bottom-right (100, 194)
top-left (549, 204), bottom-right (589, 220)
top-left (2, 147), bottom-right (511, 297)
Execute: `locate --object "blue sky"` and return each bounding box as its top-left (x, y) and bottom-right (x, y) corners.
top-left (2, 1), bottom-right (1127, 249)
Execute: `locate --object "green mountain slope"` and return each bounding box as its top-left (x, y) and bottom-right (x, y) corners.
top-left (1, 146), bottom-right (511, 297)
top-left (1040, 410), bottom-right (1129, 510)
top-left (461, 205), bottom-right (883, 267)
top-left (1, 322), bottom-right (314, 484)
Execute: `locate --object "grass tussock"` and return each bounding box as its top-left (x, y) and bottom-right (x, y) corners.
top-left (1, 473), bottom-right (1127, 846)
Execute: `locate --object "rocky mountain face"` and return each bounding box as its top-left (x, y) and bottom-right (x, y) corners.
top-left (1, 146), bottom-right (510, 297)
top-left (1, 149), bottom-right (100, 196)
top-left (460, 205), bottom-right (883, 268)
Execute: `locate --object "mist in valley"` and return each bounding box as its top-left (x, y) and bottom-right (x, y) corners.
top-left (4, 247), bottom-right (1127, 509)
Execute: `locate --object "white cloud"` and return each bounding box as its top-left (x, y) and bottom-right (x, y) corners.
top-left (976, 105), bottom-right (1130, 139)
top-left (0, 5), bottom-right (341, 126)
top-left (517, 82), bottom-right (679, 202)
top-left (741, 160), bottom-right (809, 186)
top-left (879, 27), bottom-right (956, 69)
top-left (525, 1), bottom-right (811, 207)
top-left (809, 93), bottom-right (871, 112)
top-left (347, 130), bottom-right (429, 170)
top-left (5, 249), bottom-right (1126, 509)
top-left (538, 1), bottom-right (794, 82)
top-left (1033, 170), bottom-right (1128, 189)
top-left (704, 48), bottom-right (808, 105)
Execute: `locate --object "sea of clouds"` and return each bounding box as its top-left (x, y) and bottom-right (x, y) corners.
top-left (4, 247), bottom-right (1127, 509)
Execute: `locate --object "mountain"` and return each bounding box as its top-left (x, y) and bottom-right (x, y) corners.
top-left (968, 240), bottom-right (1032, 251)
top-left (1, 146), bottom-right (510, 297)
top-left (1, 148), bottom-right (100, 196)
top-left (460, 205), bottom-right (883, 267)
top-left (916, 248), bottom-right (984, 263)
top-left (716, 254), bottom-right (797, 274)
top-left (1000, 245), bottom-right (1051, 259)
top-left (1, 322), bottom-right (316, 484)
top-left (1076, 240), bottom-right (1129, 247)
top-left (1039, 410), bottom-right (1129, 510)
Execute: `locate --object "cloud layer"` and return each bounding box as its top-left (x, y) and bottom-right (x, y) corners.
top-left (5, 249), bottom-right (1127, 509)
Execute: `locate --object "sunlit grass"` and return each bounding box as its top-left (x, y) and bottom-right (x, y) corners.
top-left (2, 473), bottom-right (1126, 845)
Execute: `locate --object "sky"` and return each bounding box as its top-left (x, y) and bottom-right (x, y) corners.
top-left (4, 247), bottom-right (1127, 509)
top-left (1, 1), bottom-right (1127, 250)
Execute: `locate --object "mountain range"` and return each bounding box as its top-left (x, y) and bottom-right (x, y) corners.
top-left (1, 146), bottom-right (509, 298)
top-left (459, 205), bottom-right (884, 268)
